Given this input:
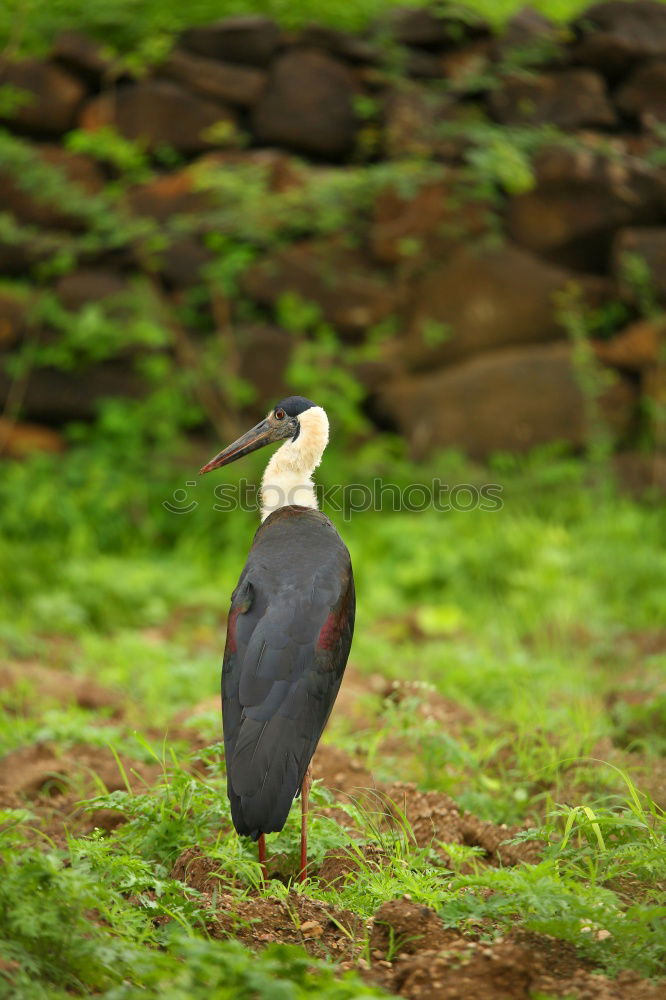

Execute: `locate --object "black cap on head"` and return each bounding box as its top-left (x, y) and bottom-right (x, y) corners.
top-left (274, 396), bottom-right (316, 417)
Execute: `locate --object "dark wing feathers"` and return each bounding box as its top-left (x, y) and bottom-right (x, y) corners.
top-left (222, 507), bottom-right (354, 840)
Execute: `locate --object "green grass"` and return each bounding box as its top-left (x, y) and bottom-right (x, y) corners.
top-left (1, 439), bottom-right (665, 997)
top-left (0, 0), bottom-right (645, 59)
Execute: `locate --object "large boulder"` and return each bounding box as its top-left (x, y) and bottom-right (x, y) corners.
top-left (159, 237), bottom-right (213, 287)
top-left (157, 50), bottom-right (267, 107)
top-left (440, 39), bottom-right (493, 94)
top-left (382, 86), bottom-right (470, 160)
top-left (179, 16), bottom-right (281, 67)
top-left (593, 319), bottom-right (665, 371)
top-left (488, 69), bottom-right (616, 129)
top-left (52, 31), bottom-right (117, 84)
top-left (0, 419), bottom-right (65, 459)
top-left (375, 343), bottom-right (635, 460)
top-left (0, 365), bottom-right (145, 423)
top-left (612, 227), bottom-right (666, 303)
top-left (387, 6), bottom-right (487, 47)
top-left (572, 1), bottom-right (666, 78)
top-left (505, 146), bottom-right (666, 271)
top-left (80, 81), bottom-right (237, 154)
top-left (296, 25), bottom-right (377, 64)
top-left (251, 50), bottom-right (357, 160)
top-left (242, 240), bottom-right (399, 335)
top-left (55, 269), bottom-right (128, 310)
top-left (370, 177), bottom-right (491, 265)
top-left (0, 287), bottom-right (29, 348)
top-left (125, 169), bottom-right (214, 220)
top-left (0, 57), bottom-right (86, 134)
top-left (403, 242), bottom-right (609, 371)
top-left (237, 325), bottom-right (291, 415)
top-left (616, 61), bottom-right (666, 125)
top-left (493, 7), bottom-right (561, 57)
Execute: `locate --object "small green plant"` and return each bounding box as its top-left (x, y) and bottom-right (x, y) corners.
top-left (0, 83), bottom-right (32, 117)
top-left (556, 283), bottom-right (620, 470)
top-left (65, 126), bottom-right (154, 184)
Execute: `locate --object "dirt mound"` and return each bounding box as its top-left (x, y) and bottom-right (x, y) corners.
top-left (0, 742), bottom-right (159, 798)
top-left (329, 666), bottom-right (387, 730)
top-left (0, 742), bottom-right (162, 842)
top-left (169, 851), bottom-right (666, 1000)
top-left (172, 847), bottom-right (362, 961)
top-left (382, 678), bottom-right (476, 732)
top-left (369, 903), bottom-right (665, 1000)
top-left (0, 661), bottom-right (124, 716)
top-left (382, 782), bottom-right (540, 867)
top-left (371, 899), bottom-right (460, 956)
top-left (313, 742), bottom-right (375, 798)
top-left (390, 939), bottom-right (533, 1000)
top-left (171, 846), bottom-right (224, 893)
top-left (318, 843), bottom-right (387, 888)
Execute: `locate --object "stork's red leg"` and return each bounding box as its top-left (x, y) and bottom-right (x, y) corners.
top-left (299, 764), bottom-right (313, 883)
top-left (258, 833), bottom-right (268, 885)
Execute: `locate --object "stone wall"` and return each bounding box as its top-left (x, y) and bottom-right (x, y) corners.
top-left (1, 2), bottom-right (666, 462)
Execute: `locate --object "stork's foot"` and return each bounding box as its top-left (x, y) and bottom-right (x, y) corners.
top-left (258, 833), bottom-right (268, 886)
top-left (299, 764), bottom-right (313, 884)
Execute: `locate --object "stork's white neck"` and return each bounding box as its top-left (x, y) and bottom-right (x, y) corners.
top-left (260, 406), bottom-right (329, 522)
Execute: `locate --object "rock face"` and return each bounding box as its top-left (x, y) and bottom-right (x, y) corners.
top-left (370, 178), bottom-right (491, 264)
top-left (179, 16), bottom-right (281, 66)
top-left (251, 50), bottom-right (357, 160)
top-left (616, 62), bottom-right (666, 124)
top-left (0, 366), bottom-right (145, 423)
top-left (55, 269), bottom-right (128, 310)
top-left (0, 419), bottom-right (65, 459)
top-left (593, 319), bottom-right (665, 370)
top-left (382, 87), bottom-right (461, 160)
top-left (488, 69), bottom-right (616, 128)
top-left (2, 6), bottom-right (666, 463)
top-left (404, 243), bottom-right (608, 370)
top-left (237, 325), bottom-right (291, 415)
top-left (0, 58), bottom-right (86, 134)
top-left (80, 81), bottom-right (236, 153)
top-left (376, 343), bottom-right (635, 460)
top-left (125, 169), bottom-right (213, 220)
top-left (0, 288), bottom-right (28, 347)
top-left (389, 6), bottom-right (487, 47)
top-left (52, 30), bottom-right (116, 84)
top-left (242, 240), bottom-right (399, 334)
top-left (573, 1), bottom-right (666, 78)
top-left (157, 50), bottom-right (266, 107)
top-left (495, 7), bottom-right (559, 54)
top-left (160, 237), bottom-right (212, 286)
top-left (505, 147), bottom-right (666, 271)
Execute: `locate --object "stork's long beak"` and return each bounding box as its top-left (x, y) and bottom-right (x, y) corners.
top-left (199, 418), bottom-right (278, 475)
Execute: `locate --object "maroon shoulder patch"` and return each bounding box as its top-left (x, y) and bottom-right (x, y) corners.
top-left (317, 609), bottom-right (344, 651)
top-left (225, 606), bottom-right (241, 654)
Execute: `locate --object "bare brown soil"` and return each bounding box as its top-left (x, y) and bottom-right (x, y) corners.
top-left (368, 911), bottom-right (665, 1000)
top-left (0, 740), bottom-right (163, 843)
top-left (169, 854), bottom-right (666, 1000)
top-left (0, 660), bottom-right (125, 716)
top-left (1, 657), bottom-right (664, 999)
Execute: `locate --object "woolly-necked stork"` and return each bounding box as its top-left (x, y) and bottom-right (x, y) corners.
top-left (200, 396), bottom-right (355, 882)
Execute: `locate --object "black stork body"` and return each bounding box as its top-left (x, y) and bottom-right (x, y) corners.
top-left (200, 396), bottom-right (355, 882)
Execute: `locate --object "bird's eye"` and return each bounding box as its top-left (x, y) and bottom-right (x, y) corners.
top-left (275, 408), bottom-right (285, 420)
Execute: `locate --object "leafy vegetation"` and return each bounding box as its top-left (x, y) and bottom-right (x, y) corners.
top-left (1, 2), bottom-right (666, 996)
top-left (1, 433), bottom-right (665, 996)
top-left (0, 1), bottom-right (618, 60)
